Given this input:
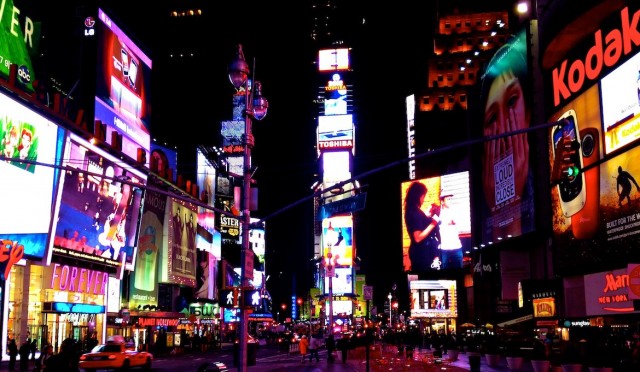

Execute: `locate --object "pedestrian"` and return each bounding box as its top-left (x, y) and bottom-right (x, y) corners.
top-left (337, 334), bottom-right (349, 363)
top-left (299, 335), bottom-right (309, 363)
top-left (35, 344), bottom-right (52, 372)
top-left (308, 333), bottom-right (321, 362)
top-left (326, 334), bottom-right (336, 363)
top-left (30, 339), bottom-right (37, 360)
top-left (8, 338), bottom-right (18, 370)
top-left (19, 339), bottom-right (30, 371)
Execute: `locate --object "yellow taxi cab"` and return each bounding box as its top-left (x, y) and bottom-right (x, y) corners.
top-left (78, 335), bottom-right (152, 371)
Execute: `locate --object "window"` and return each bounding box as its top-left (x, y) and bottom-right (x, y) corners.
top-left (448, 95), bottom-right (454, 103)
top-left (437, 75), bottom-right (444, 82)
top-left (423, 97), bottom-right (430, 105)
top-left (460, 95), bottom-right (467, 102)
top-left (438, 96), bottom-right (445, 104)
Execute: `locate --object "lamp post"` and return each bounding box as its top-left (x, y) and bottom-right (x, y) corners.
top-left (228, 44), bottom-right (268, 372)
top-left (387, 292), bottom-right (392, 328)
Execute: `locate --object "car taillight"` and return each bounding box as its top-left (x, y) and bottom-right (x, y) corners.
top-left (109, 355), bottom-right (117, 360)
top-left (79, 356), bottom-right (87, 361)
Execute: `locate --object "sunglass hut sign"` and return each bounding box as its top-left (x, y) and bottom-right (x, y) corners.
top-left (552, 6), bottom-right (640, 107)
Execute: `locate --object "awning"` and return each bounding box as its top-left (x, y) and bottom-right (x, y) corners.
top-left (497, 314), bottom-right (533, 327)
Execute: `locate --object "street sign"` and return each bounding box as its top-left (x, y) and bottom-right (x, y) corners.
top-left (318, 192), bottom-right (367, 220)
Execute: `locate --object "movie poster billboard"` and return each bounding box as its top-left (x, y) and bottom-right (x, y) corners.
top-left (164, 198), bottom-right (196, 287)
top-left (51, 134), bottom-right (145, 276)
top-left (130, 189), bottom-right (165, 308)
top-left (0, 91), bottom-right (63, 260)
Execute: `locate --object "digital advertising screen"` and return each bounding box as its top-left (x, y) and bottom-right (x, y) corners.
top-left (401, 171), bottom-right (471, 272)
top-left (322, 151), bottom-right (351, 183)
top-left (0, 0), bottom-right (37, 92)
top-left (318, 48), bottom-right (350, 72)
top-left (322, 215), bottom-right (354, 267)
top-left (331, 300), bottom-right (353, 316)
top-left (196, 149), bottom-right (218, 257)
top-left (94, 8), bottom-right (152, 163)
top-left (317, 114), bottom-right (354, 154)
top-left (409, 279), bottom-right (458, 318)
top-left (0, 91), bottom-right (63, 260)
top-left (476, 29), bottom-right (535, 244)
top-left (324, 267), bottom-right (353, 295)
top-left (600, 49), bottom-right (640, 154)
top-left (322, 73), bottom-right (352, 116)
top-left (51, 134), bottom-right (146, 275)
top-left (549, 84), bottom-right (640, 272)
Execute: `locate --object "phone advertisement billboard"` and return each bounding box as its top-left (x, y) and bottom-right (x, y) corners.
top-left (549, 84), bottom-right (640, 273)
top-left (94, 8), bottom-right (152, 163)
top-left (0, 91), bottom-right (63, 260)
top-left (401, 171), bottom-right (471, 272)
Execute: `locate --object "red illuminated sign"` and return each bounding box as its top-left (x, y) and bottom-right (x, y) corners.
top-left (552, 6), bottom-right (640, 107)
top-left (0, 239), bottom-right (24, 280)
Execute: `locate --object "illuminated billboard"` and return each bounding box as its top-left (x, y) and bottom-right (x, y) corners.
top-left (322, 151), bottom-right (351, 183)
top-left (476, 29), bottom-right (535, 244)
top-left (322, 215), bottom-right (354, 267)
top-left (0, 91), bottom-right (63, 260)
top-left (320, 73), bottom-right (353, 116)
top-left (600, 49), bottom-right (640, 154)
top-left (332, 300), bottom-right (353, 316)
top-left (94, 8), bottom-right (152, 163)
top-left (409, 279), bottom-right (458, 318)
top-left (51, 134), bottom-right (146, 276)
top-left (324, 267), bottom-right (353, 295)
top-left (317, 115), bottom-right (354, 154)
top-left (0, 1), bottom-right (37, 92)
top-left (318, 48), bottom-right (350, 72)
top-left (549, 84), bottom-right (640, 271)
top-left (401, 171), bottom-right (471, 272)
top-left (545, 6), bottom-right (640, 272)
top-left (161, 197), bottom-right (197, 287)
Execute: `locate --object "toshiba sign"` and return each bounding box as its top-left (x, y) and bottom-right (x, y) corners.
top-left (552, 6), bottom-right (640, 107)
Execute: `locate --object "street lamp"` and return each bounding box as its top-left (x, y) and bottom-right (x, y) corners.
top-left (387, 292), bottom-right (392, 328)
top-left (228, 44), bottom-right (269, 372)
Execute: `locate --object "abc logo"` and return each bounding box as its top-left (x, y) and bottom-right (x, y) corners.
top-left (17, 65), bottom-right (31, 84)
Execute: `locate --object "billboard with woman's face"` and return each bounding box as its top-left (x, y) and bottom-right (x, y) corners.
top-left (476, 29), bottom-right (535, 245)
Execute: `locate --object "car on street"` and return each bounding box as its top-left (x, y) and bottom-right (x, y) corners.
top-left (78, 336), bottom-right (152, 371)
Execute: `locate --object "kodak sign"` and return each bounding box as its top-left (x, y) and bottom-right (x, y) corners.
top-left (552, 6), bottom-right (640, 107)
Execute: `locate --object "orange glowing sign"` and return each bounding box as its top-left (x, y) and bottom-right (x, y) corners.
top-left (533, 297), bottom-right (556, 318)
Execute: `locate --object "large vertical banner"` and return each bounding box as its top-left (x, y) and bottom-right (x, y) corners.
top-left (477, 29), bottom-right (535, 243)
top-left (131, 189), bottom-right (165, 307)
top-left (167, 198), bottom-right (196, 287)
top-left (94, 8), bottom-right (152, 162)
